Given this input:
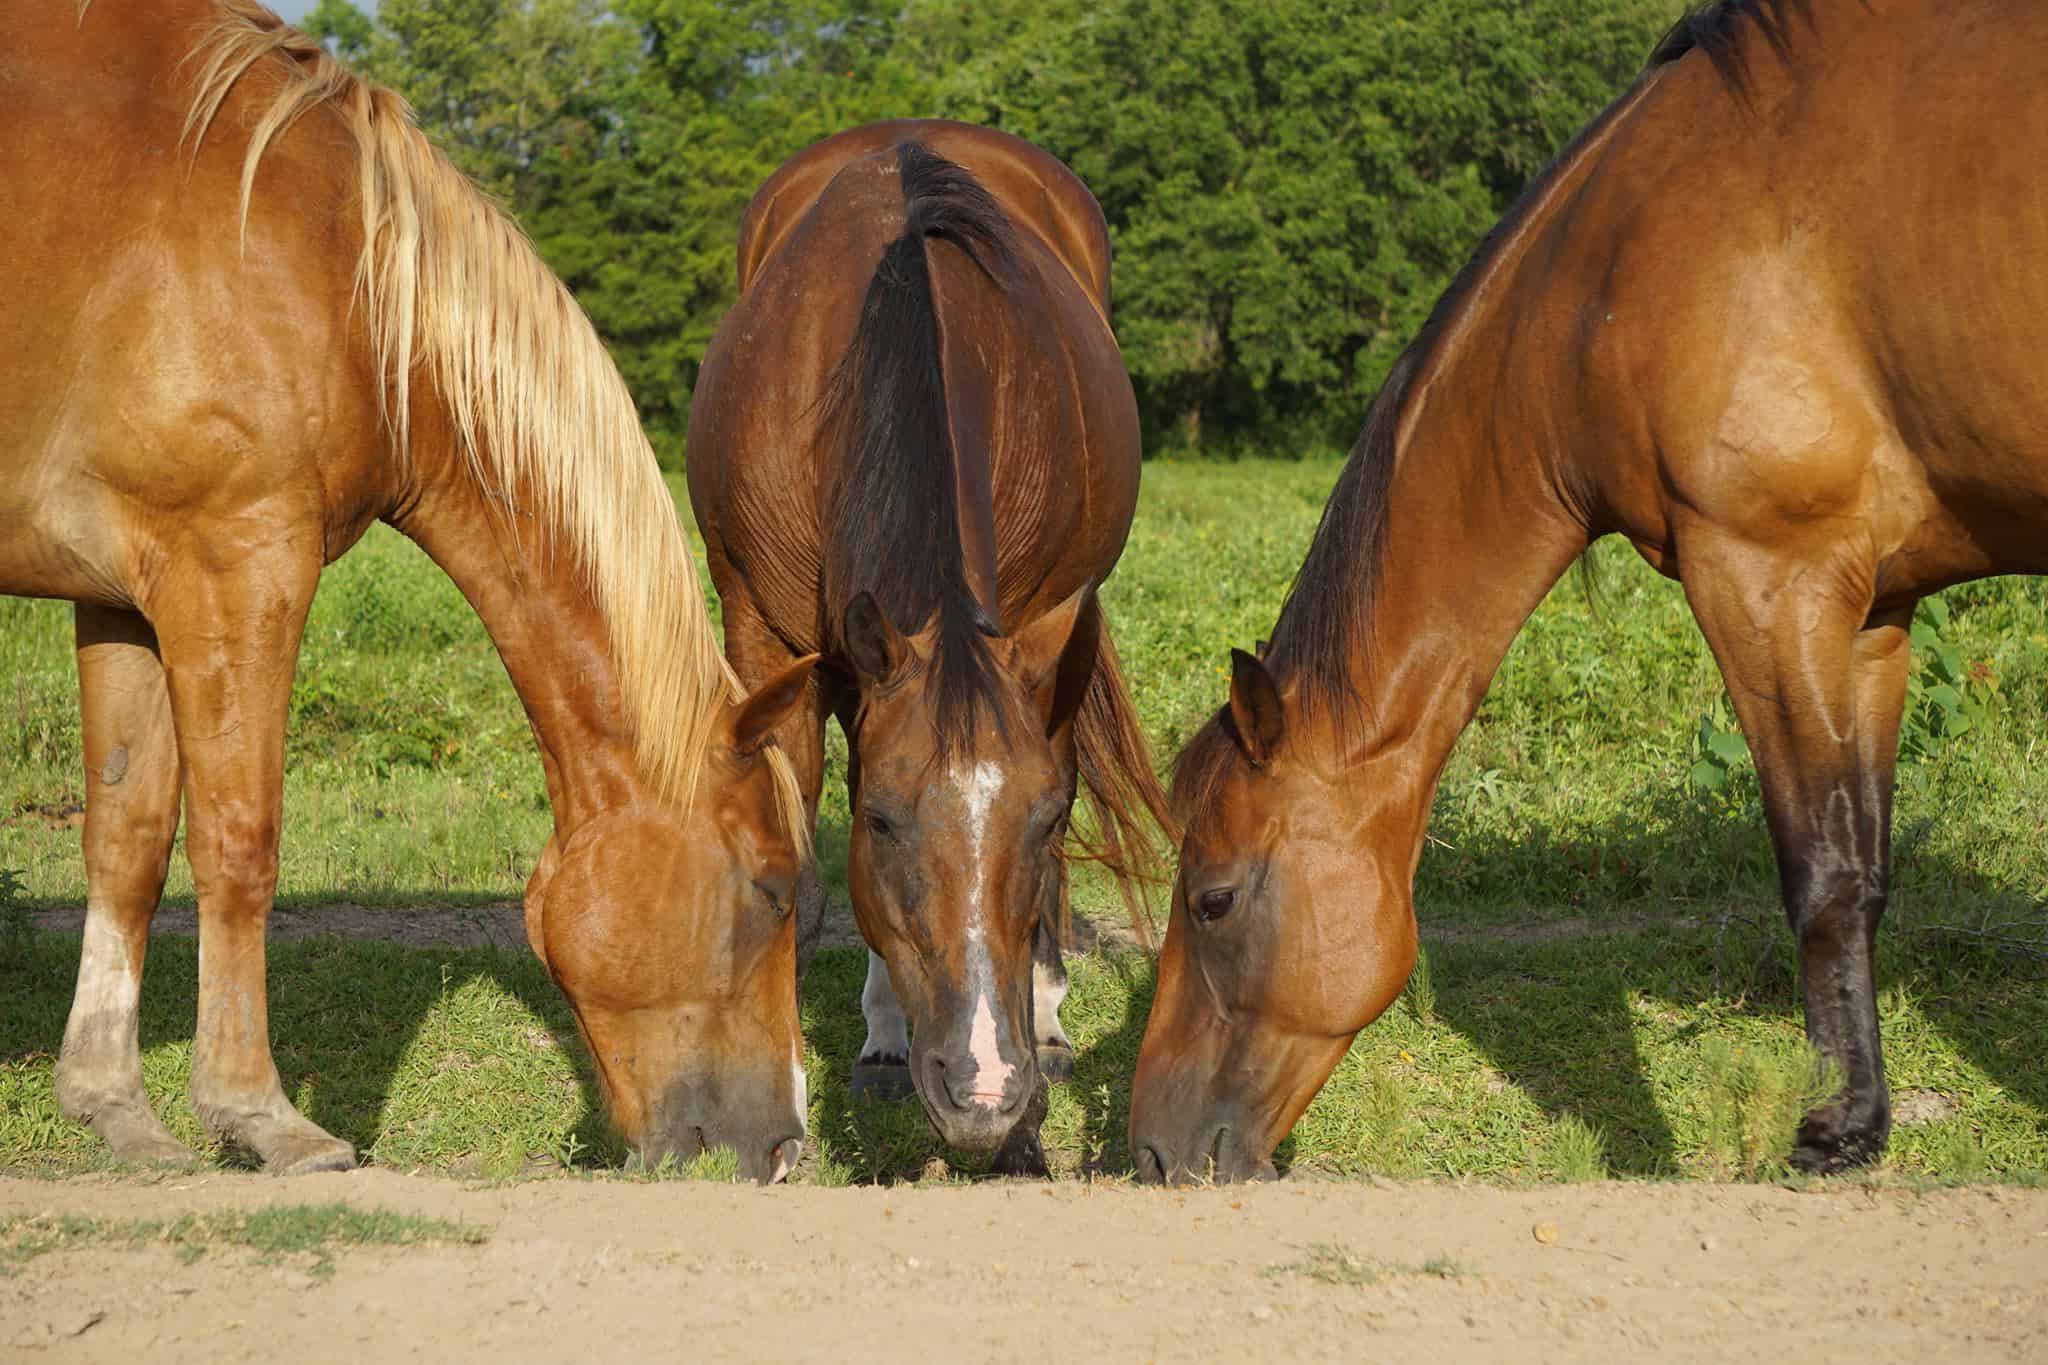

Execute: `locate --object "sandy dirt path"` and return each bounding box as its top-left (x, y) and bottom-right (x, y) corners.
top-left (3, 1171), bottom-right (2044, 1362)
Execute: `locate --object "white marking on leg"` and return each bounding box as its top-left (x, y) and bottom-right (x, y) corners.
top-left (62, 910), bottom-right (142, 1067)
top-left (1033, 960), bottom-right (1070, 1048)
top-left (859, 950), bottom-right (909, 1062)
top-left (791, 1045), bottom-right (809, 1130)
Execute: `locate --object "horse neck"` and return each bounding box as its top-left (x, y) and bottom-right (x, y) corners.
top-left (1300, 70), bottom-right (1679, 846)
top-left (393, 438), bottom-right (645, 831)
top-left (1339, 370), bottom-right (1591, 803)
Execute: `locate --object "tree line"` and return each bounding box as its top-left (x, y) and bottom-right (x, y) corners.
top-left (308, 0), bottom-right (1682, 462)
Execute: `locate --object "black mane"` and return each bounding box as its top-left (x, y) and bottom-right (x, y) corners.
top-left (1235, 0), bottom-right (1818, 752)
top-left (819, 140), bottom-right (1020, 754)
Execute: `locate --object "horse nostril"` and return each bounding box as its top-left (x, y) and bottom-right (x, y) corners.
top-left (769, 1137), bottom-right (803, 1185)
top-left (1135, 1142), bottom-right (1170, 1184)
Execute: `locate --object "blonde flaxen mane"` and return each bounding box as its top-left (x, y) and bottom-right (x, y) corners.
top-left (130, 0), bottom-right (806, 844)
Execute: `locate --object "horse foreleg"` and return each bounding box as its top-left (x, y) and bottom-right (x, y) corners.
top-left (153, 555), bottom-right (355, 1174)
top-left (1032, 883), bottom-right (1074, 1082)
top-left (1687, 553), bottom-right (1910, 1172)
top-left (852, 949), bottom-right (915, 1101)
top-left (54, 606), bottom-right (192, 1164)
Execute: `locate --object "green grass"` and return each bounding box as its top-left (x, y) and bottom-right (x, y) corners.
top-left (1, 1202), bottom-right (485, 1277)
top-left (3, 460), bottom-right (2045, 1182)
top-left (1263, 1243), bottom-right (1469, 1287)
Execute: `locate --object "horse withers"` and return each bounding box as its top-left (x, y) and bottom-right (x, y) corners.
top-left (689, 122), bottom-right (1171, 1167)
top-left (3, 0), bottom-right (814, 1180)
top-left (1133, 0), bottom-right (2048, 1182)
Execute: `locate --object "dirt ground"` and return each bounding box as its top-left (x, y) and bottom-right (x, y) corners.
top-left (3, 1171), bottom-right (2045, 1363)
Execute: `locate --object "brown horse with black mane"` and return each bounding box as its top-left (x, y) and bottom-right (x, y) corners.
top-left (1133, 0), bottom-right (2048, 1182)
top-left (3, 0), bottom-right (816, 1181)
top-left (689, 122), bottom-right (1171, 1165)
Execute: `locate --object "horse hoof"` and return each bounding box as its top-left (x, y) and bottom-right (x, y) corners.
top-left (1036, 1042), bottom-right (1075, 1083)
top-left (268, 1135), bottom-right (359, 1176)
top-left (1789, 1110), bottom-right (1887, 1175)
top-left (99, 1113), bottom-right (202, 1168)
top-left (850, 1059), bottom-right (915, 1103)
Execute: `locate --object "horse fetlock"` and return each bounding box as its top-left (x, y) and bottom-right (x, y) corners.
top-left (1035, 1040), bottom-right (1075, 1083)
top-left (986, 1077), bottom-right (1051, 1177)
top-left (192, 1080), bottom-right (356, 1173)
top-left (1790, 1089), bottom-right (1891, 1174)
top-left (55, 1061), bottom-right (193, 1164)
top-left (850, 1057), bottom-right (916, 1103)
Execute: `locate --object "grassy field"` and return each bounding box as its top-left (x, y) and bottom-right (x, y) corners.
top-left (3, 460), bottom-right (2044, 1182)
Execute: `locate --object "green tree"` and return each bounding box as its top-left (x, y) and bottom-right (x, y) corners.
top-left (922, 0), bottom-right (1677, 453)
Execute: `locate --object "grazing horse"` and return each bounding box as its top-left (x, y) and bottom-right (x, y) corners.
top-left (2, 0), bottom-right (817, 1181)
top-left (1132, 0), bottom-right (2048, 1183)
top-left (688, 122), bottom-right (1171, 1164)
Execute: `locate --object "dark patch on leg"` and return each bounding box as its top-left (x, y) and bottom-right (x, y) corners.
top-left (988, 1077), bottom-right (1051, 1177)
top-left (850, 1056), bottom-right (915, 1103)
top-left (1035, 1042), bottom-right (1075, 1083)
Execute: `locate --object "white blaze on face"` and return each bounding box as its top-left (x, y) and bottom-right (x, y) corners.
top-left (959, 760), bottom-right (1015, 1106)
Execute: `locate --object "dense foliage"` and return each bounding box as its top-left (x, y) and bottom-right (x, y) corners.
top-left (305, 0), bottom-right (1681, 460)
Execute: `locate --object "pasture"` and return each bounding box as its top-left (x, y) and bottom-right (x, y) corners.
top-left (3, 460), bottom-right (2045, 1183)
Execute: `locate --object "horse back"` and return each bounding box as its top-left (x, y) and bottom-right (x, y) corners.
top-left (1517, 0), bottom-right (2048, 588)
top-left (690, 124), bottom-right (1138, 648)
top-left (736, 120), bottom-right (1116, 323)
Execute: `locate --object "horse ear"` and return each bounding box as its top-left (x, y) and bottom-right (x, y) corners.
top-left (1013, 581), bottom-right (1099, 736)
top-left (1228, 647), bottom-right (1285, 765)
top-left (731, 654), bottom-right (819, 757)
top-left (842, 592), bottom-right (905, 685)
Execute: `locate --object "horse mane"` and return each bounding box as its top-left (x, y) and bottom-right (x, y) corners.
top-left (1651, 0), bottom-right (1816, 95)
top-left (166, 1), bottom-right (804, 840)
top-left (818, 141), bottom-right (1020, 756)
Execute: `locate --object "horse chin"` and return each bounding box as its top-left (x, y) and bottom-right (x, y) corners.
top-left (633, 1121), bottom-right (805, 1186)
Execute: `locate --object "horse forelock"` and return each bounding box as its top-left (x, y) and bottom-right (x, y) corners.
top-left (168, 0), bottom-right (807, 847)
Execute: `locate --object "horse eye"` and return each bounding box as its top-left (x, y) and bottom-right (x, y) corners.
top-left (753, 875), bottom-right (794, 915)
top-left (1195, 887), bottom-right (1238, 923)
top-left (862, 809), bottom-right (896, 841)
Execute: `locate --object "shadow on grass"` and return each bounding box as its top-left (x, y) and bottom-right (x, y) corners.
top-left (4, 775), bottom-right (2039, 1180)
top-left (0, 931), bottom-right (615, 1172)
top-left (1413, 768), bottom-right (2048, 1177)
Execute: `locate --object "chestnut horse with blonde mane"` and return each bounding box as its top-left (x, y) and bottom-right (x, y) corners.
top-left (2, 0), bottom-right (817, 1181)
top-left (1134, 0), bottom-right (2048, 1182)
top-left (689, 123), bottom-right (1172, 1166)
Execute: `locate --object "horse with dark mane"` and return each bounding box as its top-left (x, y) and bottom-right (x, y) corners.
top-left (1132, 0), bottom-right (2048, 1182)
top-left (2, 0), bottom-right (815, 1181)
top-left (689, 122), bottom-right (1171, 1165)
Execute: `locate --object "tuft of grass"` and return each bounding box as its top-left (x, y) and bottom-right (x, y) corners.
top-left (1539, 1115), bottom-right (1611, 1182)
top-left (1, 1203), bottom-right (484, 1278)
top-left (0, 865), bottom-right (28, 969)
top-left (678, 1146), bottom-right (743, 1183)
top-left (1691, 1039), bottom-right (1841, 1181)
top-left (1265, 1242), bottom-right (1467, 1287)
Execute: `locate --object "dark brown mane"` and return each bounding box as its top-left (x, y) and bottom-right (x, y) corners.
top-left (1652, 0), bottom-right (1817, 95)
top-left (1221, 0), bottom-right (1819, 762)
top-left (818, 141), bottom-right (1020, 754)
